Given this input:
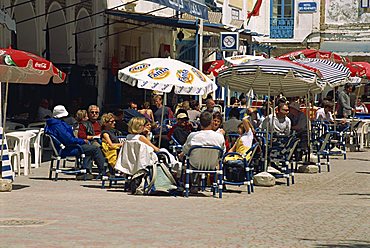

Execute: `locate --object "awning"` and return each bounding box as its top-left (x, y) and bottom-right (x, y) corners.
top-left (146, 0), bottom-right (208, 20)
top-left (321, 41), bottom-right (370, 56)
top-left (105, 9), bottom-right (254, 39)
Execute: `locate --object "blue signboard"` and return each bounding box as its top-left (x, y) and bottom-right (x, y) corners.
top-left (220, 32), bottom-right (239, 51)
top-left (298, 2), bottom-right (317, 13)
top-left (147, 0), bottom-right (208, 20)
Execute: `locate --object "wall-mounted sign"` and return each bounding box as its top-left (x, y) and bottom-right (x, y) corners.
top-left (298, 2), bottom-right (317, 13)
top-left (147, 0), bottom-right (208, 20)
top-left (220, 32), bottom-right (239, 51)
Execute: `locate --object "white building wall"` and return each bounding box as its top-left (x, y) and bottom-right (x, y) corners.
top-left (243, 0), bottom-right (321, 44)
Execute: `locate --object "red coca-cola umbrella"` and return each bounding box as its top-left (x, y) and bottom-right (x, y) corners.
top-left (278, 49), bottom-right (366, 78)
top-left (278, 48), bottom-right (349, 63)
top-left (203, 60), bottom-right (228, 77)
top-left (0, 47), bottom-right (66, 180)
top-left (0, 47), bottom-right (66, 84)
top-left (352, 62), bottom-right (370, 78)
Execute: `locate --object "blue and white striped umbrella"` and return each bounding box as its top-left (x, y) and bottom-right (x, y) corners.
top-left (293, 58), bottom-right (351, 87)
top-left (217, 58), bottom-right (324, 97)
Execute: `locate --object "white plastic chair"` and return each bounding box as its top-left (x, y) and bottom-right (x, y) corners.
top-left (27, 122), bottom-right (46, 129)
top-left (26, 129), bottom-right (44, 168)
top-left (3, 133), bottom-right (20, 176)
top-left (5, 131), bottom-right (36, 176)
top-left (5, 122), bottom-right (25, 131)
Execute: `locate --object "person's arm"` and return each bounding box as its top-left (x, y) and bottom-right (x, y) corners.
top-left (138, 135), bottom-right (160, 152)
top-left (149, 109), bottom-right (154, 122)
top-left (167, 107), bottom-right (174, 119)
top-left (102, 133), bottom-right (122, 148)
top-left (228, 141), bottom-right (237, 153)
top-left (77, 123), bottom-right (88, 140)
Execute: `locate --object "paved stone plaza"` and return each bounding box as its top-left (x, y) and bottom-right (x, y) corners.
top-left (1, 150), bottom-right (370, 248)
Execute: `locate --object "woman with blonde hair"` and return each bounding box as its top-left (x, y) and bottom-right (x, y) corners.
top-left (100, 113), bottom-right (123, 168)
top-left (128, 117), bottom-right (160, 152)
top-left (75, 109), bottom-right (88, 123)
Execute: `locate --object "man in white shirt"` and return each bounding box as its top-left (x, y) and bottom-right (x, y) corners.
top-left (181, 111), bottom-right (225, 157)
top-left (316, 100), bottom-right (334, 122)
top-left (262, 102), bottom-right (291, 136)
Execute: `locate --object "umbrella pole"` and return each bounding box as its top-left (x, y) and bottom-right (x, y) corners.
top-left (158, 93), bottom-right (166, 148)
top-left (333, 87), bottom-right (337, 132)
top-left (0, 81), bottom-right (9, 179)
top-left (264, 83), bottom-right (270, 171)
top-left (306, 92), bottom-right (311, 162)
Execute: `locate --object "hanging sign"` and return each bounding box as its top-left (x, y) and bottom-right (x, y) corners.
top-left (220, 32), bottom-right (239, 51)
top-left (147, 0), bottom-right (208, 20)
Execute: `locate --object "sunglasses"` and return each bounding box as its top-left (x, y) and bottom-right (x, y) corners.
top-left (90, 111), bottom-right (99, 114)
top-left (108, 120), bottom-right (115, 123)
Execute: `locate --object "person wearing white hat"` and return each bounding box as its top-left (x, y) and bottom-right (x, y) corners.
top-left (45, 105), bottom-right (106, 178)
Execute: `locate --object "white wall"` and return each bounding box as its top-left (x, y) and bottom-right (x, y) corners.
top-left (246, 0), bottom-right (321, 43)
top-left (326, 0), bottom-right (370, 24)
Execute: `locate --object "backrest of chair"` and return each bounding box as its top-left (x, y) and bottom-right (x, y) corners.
top-left (5, 134), bottom-right (20, 151)
top-left (27, 122), bottom-right (46, 128)
top-left (120, 138), bottom-right (157, 175)
top-left (5, 122), bottom-right (25, 131)
top-left (44, 133), bottom-right (63, 157)
top-left (187, 145), bottom-right (223, 170)
top-left (287, 138), bottom-right (300, 160)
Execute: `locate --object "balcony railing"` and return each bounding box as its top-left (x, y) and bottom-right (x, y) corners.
top-left (270, 17), bottom-right (294, 39)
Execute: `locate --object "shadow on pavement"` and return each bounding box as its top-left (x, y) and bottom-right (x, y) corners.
top-left (314, 242), bottom-right (370, 248)
top-left (339, 193), bottom-right (370, 196)
top-left (12, 184), bottom-right (30, 190)
top-left (348, 158), bottom-right (370, 162)
top-left (29, 177), bottom-right (76, 181)
top-left (356, 171), bottom-right (370, 175)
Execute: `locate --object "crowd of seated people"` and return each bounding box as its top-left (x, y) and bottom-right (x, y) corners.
top-left (42, 88), bottom-right (367, 185)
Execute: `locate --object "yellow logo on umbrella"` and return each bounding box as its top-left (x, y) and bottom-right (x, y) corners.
top-left (129, 63), bottom-right (150, 73)
top-left (148, 67), bottom-right (170, 80)
top-left (177, 69), bottom-right (194, 84)
top-left (191, 68), bottom-right (206, 82)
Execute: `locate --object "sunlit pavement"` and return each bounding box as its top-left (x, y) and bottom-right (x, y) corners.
top-left (1, 150), bottom-right (370, 247)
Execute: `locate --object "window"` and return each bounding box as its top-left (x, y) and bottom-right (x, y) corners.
top-left (231, 8), bottom-right (240, 20)
top-left (361, 0), bottom-right (369, 8)
top-left (270, 0), bottom-right (294, 38)
top-left (361, 0), bottom-right (370, 13)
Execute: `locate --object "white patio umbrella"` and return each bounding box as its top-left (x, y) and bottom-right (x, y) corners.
top-left (118, 58), bottom-right (217, 145)
top-left (217, 58), bottom-right (324, 170)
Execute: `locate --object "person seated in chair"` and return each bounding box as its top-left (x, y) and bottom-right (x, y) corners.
top-left (45, 105), bottom-right (106, 178)
top-left (167, 112), bottom-right (192, 145)
top-left (262, 102), bottom-right (291, 136)
top-left (179, 111), bottom-right (225, 160)
top-left (128, 117), bottom-right (161, 152)
top-left (227, 119), bottom-right (255, 161)
top-left (100, 113), bottom-right (123, 170)
top-left (78, 105), bottom-right (102, 146)
top-left (316, 100), bottom-right (334, 122)
top-left (223, 108), bottom-right (241, 134)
